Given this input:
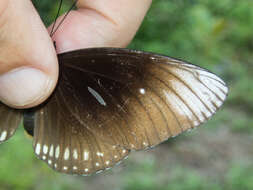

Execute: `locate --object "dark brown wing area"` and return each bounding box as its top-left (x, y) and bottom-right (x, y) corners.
top-left (32, 48), bottom-right (228, 175)
top-left (0, 103), bottom-right (22, 143)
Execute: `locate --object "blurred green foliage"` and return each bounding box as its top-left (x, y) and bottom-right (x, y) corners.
top-left (0, 0), bottom-right (252, 189)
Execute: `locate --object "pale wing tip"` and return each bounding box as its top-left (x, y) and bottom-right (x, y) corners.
top-left (197, 70), bottom-right (228, 104)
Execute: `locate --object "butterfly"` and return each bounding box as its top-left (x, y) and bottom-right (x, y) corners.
top-left (0, 47), bottom-right (228, 175)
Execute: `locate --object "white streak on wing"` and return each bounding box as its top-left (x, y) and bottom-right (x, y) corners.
top-left (164, 89), bottom-right (195, 123)
top-left (49, 145), bottom-right (54, 157)
top-left (55, 145), bottom-right (60, 159)
top-left (64, 148), bottom-right (70, 160)
top-left (88, 87), bottom-right (106, 106)
top-left (163, 89), bottom-right (196, 133)
top-left (0, 131), bottom-right (7, 141)
top-left (164, 90), bottom-right (185, 117)
top-left (84, 151), bottom-right (89, 161)
top-left (171, 80), bottom-right (208, 122)
top-left (43, 145), bottom-right (48, 154)
top-left (35, 143), bottom-right (41, 155)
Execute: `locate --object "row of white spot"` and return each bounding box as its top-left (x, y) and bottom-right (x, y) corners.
top-left (0, 131), bottom-right (7, 142)
top-left (35, 143), bottom-right (91, 161)
top-left (35, 143), bottom-right (128, 172)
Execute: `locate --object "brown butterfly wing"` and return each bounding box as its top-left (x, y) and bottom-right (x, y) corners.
top-left (0, 103), bottom-right (22, 143)
top-left (32, 48), bottom-right (228, 175)
top-left (33, 100), bottom-right (129, 175)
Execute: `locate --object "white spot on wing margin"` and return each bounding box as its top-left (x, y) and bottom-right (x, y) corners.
top-left (0, 131), bottom-right (7, 141)
top-left (35, 143), bottom-right (41, 155)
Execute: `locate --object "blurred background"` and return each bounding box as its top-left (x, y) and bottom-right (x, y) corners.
top-left (0, 0), bottom-right (253, 189)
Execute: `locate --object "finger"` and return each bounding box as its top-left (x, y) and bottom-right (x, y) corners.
top-left (0, 1), bottom-right (58, 108)
top-left (50, 0), bottom-right (152, 53)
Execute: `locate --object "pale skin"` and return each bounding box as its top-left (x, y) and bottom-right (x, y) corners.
top-left (0, 0), bottom-right (152, 108)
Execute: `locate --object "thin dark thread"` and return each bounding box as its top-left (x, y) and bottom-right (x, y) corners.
top-left (50, 0), bottom-right (63, 36)
top-left (51, 0), bottom-right (78, 37)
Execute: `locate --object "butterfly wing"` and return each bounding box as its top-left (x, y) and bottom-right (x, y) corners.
top-left (32, 102), bottom-right (129, 175)
top-left (32, 48), bottom-right (228, 175)
top-left (0, 103), bottom-right (22, 143)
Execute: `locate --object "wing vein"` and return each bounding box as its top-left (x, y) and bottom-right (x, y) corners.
top-left (153, 64), bottom-right (211, 120)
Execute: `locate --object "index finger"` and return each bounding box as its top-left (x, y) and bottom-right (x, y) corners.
top-left (50, 0), bottom-right (152, 53)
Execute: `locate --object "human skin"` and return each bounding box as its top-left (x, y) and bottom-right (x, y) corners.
top-left (0, 0), bottom-right (152, 108)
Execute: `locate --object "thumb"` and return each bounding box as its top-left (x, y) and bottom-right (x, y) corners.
top-left (0, 1), bottom-right (58, 109)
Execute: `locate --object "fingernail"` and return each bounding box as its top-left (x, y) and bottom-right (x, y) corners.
top-left (0, 67), bottom-right (53, 108)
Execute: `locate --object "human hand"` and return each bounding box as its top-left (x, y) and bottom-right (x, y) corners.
top-left (0, 0), bottom-right (152, 108)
